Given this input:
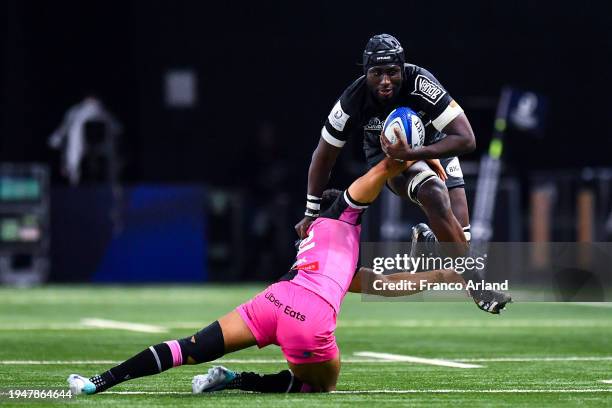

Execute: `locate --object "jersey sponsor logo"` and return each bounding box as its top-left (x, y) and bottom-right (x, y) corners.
top-left (284, 305), bottom-right (306, 321)
top-left (445, 157), bottom-right (463, 178)
top-left (291, 257), bottom-right (307, 269)
top-left (375, 55), bottom-right (392, 62)
top-left (265, 291), bottom-right (284, 308)
top-left (413, 115), bottom-right (425, 146)
top-left (299, 261), bottom-right (319, 271)
top-left (264, 292), bottom-right (306, 321)
top-left (291, 258), bottom-right (319, 271)
top-left (411, 74), bottom-right (446, 105)
top-left (328, 100), bottom-right (350, 131)
top-left (364, 116), bottom-right (384, 132)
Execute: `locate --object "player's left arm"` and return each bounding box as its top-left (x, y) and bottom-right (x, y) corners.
top-left (384, 66), bottom-right (476, 161)
top-left (413, 110), bottom-right (476, 159)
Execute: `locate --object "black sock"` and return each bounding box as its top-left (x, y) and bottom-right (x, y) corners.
top-left (89, 321), bottom-right (226, 393)
top-left (427, 225), bottom-right (472, 258)
top-left (226, 370), bottom-right (304, 393)
top-left (89, 343), bottom-right (173, 393)
top-left (425, 225), bottom-right (485, 282)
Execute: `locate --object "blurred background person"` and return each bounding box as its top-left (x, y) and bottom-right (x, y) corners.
top-left (48, 95), bottom-right (123, 186)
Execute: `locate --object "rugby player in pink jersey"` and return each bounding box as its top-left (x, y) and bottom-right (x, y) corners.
top-left (68, 154), bottom-right (464, 395)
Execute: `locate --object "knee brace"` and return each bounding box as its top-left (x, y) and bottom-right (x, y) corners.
top-left (407, 169), bottom-right (437, 205)
top-left (174, 320), bottom-right (225, 365)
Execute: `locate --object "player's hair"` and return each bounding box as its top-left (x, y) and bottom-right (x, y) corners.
top-left (320, 188), bottom-right (343, 213)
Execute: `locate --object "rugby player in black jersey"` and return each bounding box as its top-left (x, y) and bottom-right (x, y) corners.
top-left (295, 34), bottom-right (510, 313)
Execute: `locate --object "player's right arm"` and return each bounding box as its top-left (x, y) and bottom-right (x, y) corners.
top-left (295, 138), bottom-right (342, 238)
top-left (296, 94), bottom-right (357, 238)
top-left (383, 66), bottom-right (475, 162)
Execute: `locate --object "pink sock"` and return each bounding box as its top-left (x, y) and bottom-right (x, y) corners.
top-left (164, 340), bottom-right (183, 367)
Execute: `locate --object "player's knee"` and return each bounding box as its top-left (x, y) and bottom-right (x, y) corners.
top-left (177, 320), bottom-right (225, 365)
top-left (417, 178), bottom-right (452, 218)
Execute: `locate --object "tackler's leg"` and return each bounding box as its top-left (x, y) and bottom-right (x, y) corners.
top-left (69, 310), bottom-right (257, 395)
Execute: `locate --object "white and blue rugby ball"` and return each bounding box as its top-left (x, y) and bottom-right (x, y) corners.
top-left (382, 107), bottom-right (425, 149)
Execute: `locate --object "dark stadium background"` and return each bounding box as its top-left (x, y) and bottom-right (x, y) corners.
top-left (1, 0), bottom-right (611, 283)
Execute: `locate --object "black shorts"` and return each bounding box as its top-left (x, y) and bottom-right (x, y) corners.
top-left (363, 134), bottom-right (465, 190)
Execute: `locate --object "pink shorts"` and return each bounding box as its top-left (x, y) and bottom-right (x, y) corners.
top-left (237, 281), bottom-right (339, 364)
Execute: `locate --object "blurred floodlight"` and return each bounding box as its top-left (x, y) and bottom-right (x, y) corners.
top-left (165, 69), bottom-right (198, 108)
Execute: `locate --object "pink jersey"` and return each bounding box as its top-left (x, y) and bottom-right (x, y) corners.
top-left (288, 190), bottom-right (368, 313)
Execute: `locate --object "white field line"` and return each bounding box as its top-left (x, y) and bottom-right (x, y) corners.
top-left (572, 302), bottom-right (612, 308)
top-left (335, 389), bottom-right (612, 394)
top-left (459, 356), bottom-right (612, 362)
top-left (179, 320), bottom-right (612, 328)
top-left (80, 318), bottom-right (167, 333)
top-left (102, 389), bottom-right (612, 395)
top-left (354, 352), bottom-right (483, 368)
top-left (1, 319), bottom-right (611, 330)
top-left (0, 360), bottom-right (120, 365)
top-left (3, 356), bottom-right (612, 365)
top-left (601, 380), bottom-right (612, 384)
top-left (0, 359), bottom-right (371, 365)
top-left (0, 323), bottom-right (92, 330)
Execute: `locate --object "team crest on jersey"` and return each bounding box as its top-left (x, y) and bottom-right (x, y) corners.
top-left (328, 100), bottom-right (350, 131)
top-left (364, 117), bottom-right (384, 131)
top-left (411, 74), bottom-right (446, 105)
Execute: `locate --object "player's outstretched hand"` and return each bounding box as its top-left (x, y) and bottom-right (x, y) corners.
top-left (469, 288), bottom-right (512, 314)
top-left (295, 216), bottom-right (316, 239)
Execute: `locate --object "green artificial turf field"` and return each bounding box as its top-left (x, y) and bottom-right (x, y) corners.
top-left (1, 285), bottom-right (611, 407)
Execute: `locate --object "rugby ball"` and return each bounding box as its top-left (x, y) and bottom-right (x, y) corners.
top-left (382, 107), bottom-right (425, 149)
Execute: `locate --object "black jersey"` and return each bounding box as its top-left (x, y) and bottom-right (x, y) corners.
top-left (321, 64), bottom-right (464, 150)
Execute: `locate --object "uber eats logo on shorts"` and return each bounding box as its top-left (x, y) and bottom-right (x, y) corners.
top-left (411, 74), bottom-right (446, 105)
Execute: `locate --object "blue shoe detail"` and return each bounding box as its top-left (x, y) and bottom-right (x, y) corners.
top-left (82, 382), bottom-right (96, 395)
top-left (206, 368), bottom-right (236, 392)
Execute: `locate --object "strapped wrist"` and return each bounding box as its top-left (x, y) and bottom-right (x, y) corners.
top-left (305, 195), bottom-right (322, 218)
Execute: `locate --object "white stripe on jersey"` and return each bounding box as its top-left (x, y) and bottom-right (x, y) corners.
top-left (432, 100), bottom-right (464, 131)
top-left (321, 127), bottom-right (346, 148)
top-left (344, 190), bottom-right (368, 209)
